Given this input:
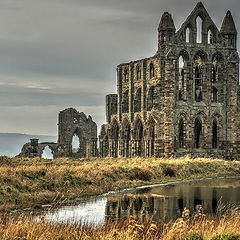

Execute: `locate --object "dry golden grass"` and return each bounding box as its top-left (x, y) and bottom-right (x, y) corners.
top-left (0, 207), bottom-right (240, 239)
top-left (0, 156), bottom-right (240, 212)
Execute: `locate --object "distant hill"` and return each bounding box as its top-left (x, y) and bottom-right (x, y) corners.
top-left (0, 133), bottom-right (57, 157)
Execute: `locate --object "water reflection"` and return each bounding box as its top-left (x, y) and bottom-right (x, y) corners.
top-left (44, 177), bottom-right (240, 225)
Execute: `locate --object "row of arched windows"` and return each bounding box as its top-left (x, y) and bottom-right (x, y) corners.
top-left (109, 118), bottom-right (156, 157)
top-left (121, 86), bottom-right (154, 113)
top-left (185, 16), bottom-right (215, 44)
top-left (123, 63), bottom-right (155, 82)
top-left (178, 118), bottom-right (219, 149)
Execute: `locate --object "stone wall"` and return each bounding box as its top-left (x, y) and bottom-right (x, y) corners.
top-left (99, 2), bottom-right (240, 160)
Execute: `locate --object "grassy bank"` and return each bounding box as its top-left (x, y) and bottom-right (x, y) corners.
top-left (0, 156), bottom-right (240, 212)
top-left (0, 208), bottom-right (240, 239)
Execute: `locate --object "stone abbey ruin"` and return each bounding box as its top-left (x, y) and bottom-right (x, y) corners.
top-left (20, 2), bottom-right (240, 159)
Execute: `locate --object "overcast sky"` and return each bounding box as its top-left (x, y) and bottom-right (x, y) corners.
top-left (0, 0), bottom-right (239, 135)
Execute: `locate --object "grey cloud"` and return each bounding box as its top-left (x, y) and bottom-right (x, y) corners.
top-left (0, 0), bottom-right (239, 134)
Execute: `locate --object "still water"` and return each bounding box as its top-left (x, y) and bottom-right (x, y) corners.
top-left (43, 177), bottom-right (240, 225)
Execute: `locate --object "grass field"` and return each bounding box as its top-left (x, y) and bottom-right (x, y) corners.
top-left (0, 207), bottom-right (240, 239)
top-left (0, 156), bottom-right (240, 212)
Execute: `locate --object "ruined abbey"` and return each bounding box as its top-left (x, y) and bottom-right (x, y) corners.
top-left (20, 2), bottom-right (240, 160)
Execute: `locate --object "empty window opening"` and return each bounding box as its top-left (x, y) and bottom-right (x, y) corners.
top-left (42, 146), bottom-right (53, 159)
top-left (194, 118), bottom-right (202, 149)
top-left (179, 119), bottom-right (184, 148)
top-left (150, 63), bottom-right (155, 78)
top-left (186, 28), bottom-right (190, 43)
top-left (212, 120), bottom-right (218, 149)
top-left (213, 87), bottom-right (218, 102)
top-left (208, 30), bottom-right (213, 44)
top-left (196, 16), bottom-right (203, 43)
top-left (72, 134), bottom-right (80, 153)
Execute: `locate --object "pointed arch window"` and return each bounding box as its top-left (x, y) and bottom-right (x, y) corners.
top-left (208, 29), bottom-right (213, 44)
top-left (186, 28), bottom-right (190, 43)
top-left (196, 16), bottom-right (203, 43)
top-left (194, 118), bottom-right (202, 149)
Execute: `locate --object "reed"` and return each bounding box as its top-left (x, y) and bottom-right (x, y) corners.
top-left (0, 207), bottom-right (240, 239)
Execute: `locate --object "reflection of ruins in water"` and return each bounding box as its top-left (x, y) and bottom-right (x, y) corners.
top-left (105, 179), bottom-right (240, 222)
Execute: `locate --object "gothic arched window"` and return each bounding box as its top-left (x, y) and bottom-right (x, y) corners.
top-left (194, 118), bottom-right (202, 149)
top-left (196, 16), bottom-right (203, 43)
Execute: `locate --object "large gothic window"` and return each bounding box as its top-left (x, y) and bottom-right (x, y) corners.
top-left (134, 88), bottom-right (142, 112)
top-left (179, 119), bottom-right (184, 148)
top-left (196, 16), bottom-right (203, 43)
top-left (194, 118), bottom-right (202, 149)
top-left (212, 120), bottom-right (218, 149)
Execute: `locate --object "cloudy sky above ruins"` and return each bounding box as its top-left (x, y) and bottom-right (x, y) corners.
top-left (0, 0), bottom-right (239, 135)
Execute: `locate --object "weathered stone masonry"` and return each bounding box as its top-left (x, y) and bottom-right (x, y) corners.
top-left (99, 2), bottom-right (240, 159)
top-left (19, 108), bottom-right (98, 158)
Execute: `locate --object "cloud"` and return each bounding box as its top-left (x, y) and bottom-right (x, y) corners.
top-left (0, 0), bottom-right (239, 135)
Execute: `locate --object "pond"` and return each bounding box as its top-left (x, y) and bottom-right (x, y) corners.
top-left (41, 177), bottom-right (240, 225)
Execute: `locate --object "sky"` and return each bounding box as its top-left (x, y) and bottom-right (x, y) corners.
top-left (0, 0), bottom-right (239, 136)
